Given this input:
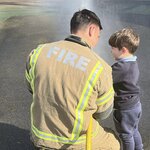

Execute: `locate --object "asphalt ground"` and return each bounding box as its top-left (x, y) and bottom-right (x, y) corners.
top-left (0, 1), bottom-right (150, 150)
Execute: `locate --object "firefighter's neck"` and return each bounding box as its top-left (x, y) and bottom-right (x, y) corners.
top-left (73, 30), bottom-right (91, 48)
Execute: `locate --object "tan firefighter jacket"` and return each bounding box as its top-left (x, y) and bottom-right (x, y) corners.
top-left (25, 35), bottom-right (114, 149)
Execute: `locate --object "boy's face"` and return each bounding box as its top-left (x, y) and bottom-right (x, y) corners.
top-left (111, 47), bottom-right (123, 60)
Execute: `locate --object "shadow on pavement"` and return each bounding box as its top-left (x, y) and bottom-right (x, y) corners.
top-left (0, 123), bottom-right (34, 150)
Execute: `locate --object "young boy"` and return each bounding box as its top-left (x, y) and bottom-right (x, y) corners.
top-left (109, 28), bottom-right (143, 150)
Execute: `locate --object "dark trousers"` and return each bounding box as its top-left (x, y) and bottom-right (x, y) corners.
top-left (113, 102), bottom-right (143, 150)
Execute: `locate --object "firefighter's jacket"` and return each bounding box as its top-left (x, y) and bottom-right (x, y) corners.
top-left (25, 35), bottom-right (114, 149)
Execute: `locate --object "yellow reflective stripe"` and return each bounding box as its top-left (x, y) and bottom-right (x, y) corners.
top-left (31, 102), bottom-right (85, 144)
top-left (31, 60), bottom-right (103, 144)
top-left (71, 61), bottom-right (103, 140)
top-left (25, 70), bottom-right (31, 82)
top-left (32, 119), bottom-right (99, 144)
top-left (77, 120), bottom-right (99, 141)
top-left (29, 45), bottom-right (45, 92)
top-left (96, 87), bottom-right (114, 106)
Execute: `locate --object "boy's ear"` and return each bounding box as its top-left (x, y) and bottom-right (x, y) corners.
top-left (122, 47), bottom-right (128, 53)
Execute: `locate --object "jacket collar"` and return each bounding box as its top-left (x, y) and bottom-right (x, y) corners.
top-left (65, 35), bottom-right (91, 49)
top-left (117, 55), bottom-right (137, 62)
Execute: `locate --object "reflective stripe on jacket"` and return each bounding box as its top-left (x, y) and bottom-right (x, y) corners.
top-left (25, 39), bottom-right (114, 149)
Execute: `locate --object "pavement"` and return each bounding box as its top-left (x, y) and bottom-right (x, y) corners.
top-left (0, 0), bottom-right (150, 150)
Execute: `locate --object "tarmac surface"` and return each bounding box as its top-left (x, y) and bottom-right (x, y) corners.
top-left (0, 0), bottom-right (150, 149)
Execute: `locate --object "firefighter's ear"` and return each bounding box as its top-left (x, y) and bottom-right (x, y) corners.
top-left (89, 24), bottom-right (96, 37)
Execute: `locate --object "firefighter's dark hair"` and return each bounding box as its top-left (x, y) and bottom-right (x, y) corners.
top-left (70, 9), bottom-right (102, 33)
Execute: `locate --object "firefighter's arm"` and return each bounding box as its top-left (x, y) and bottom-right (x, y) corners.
top-left (25, 50), bottom-right (34, 94)
top-left (93, 64), bottom-right (114, 120)
top-left (93, 93), bottom-right (114, 120)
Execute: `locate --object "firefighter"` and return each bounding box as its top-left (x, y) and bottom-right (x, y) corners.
top-left (25, 9), bottom-right (120, 150)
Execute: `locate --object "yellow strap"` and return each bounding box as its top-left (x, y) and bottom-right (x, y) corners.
top-left (86, 117), bottom-right (92, 150)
